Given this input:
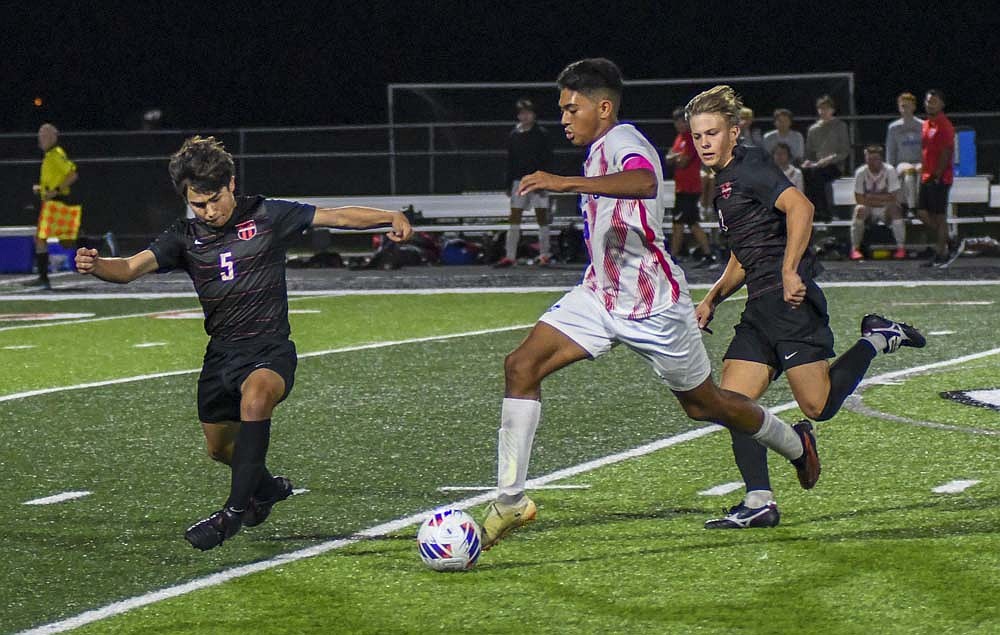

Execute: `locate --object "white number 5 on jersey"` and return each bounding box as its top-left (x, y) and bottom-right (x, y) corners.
top-left (220, 251), bottom-right (235, 281)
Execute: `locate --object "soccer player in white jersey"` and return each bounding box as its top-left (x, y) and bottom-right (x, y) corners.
top-left (481, 58), bottom-right (820, 550)
top-left (850, 145), bottom-right (905, 260)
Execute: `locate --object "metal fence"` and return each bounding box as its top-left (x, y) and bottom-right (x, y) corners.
top-left (1, 112), bottom-right (997, 242)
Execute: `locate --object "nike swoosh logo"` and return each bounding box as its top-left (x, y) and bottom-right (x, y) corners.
top-left (784, 351), bottom-right (799, 360)
top-left (194, 239), bottom-right (204, 245)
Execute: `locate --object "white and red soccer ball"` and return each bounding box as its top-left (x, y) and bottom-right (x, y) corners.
top-left (416, 508), bottom-right (482, 571)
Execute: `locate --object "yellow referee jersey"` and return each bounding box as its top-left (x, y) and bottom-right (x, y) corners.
top-left (39, 145), bottom-right (76, 199)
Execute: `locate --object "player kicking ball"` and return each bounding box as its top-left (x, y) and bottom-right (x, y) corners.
top-left (686, 86), bottom-right (925, 529)
top-left (481, 59), bottom-right (820, 550)
top-left (75, 136), bottom-right (412, 550)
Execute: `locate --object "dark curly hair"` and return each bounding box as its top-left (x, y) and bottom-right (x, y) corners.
top-left (168, 136), bottom-right (235, 196)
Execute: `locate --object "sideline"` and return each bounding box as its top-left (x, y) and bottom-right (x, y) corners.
top-left (19, 345), bottom-right (1000, 634)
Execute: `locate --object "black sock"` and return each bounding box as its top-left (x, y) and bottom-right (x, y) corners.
top-left (35, 252), bottom-right (50, 282)
top-left (730, 429), bottom-right (771, 492)
top-left (253, 467), bottom-right (277, 499)
top-left (816, 340), bottom-right (877, 421)
top-left (225, 419), bottom-right (271, 511)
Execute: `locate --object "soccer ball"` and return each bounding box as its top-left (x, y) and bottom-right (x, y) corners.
top-left (416, 508), bottom-right (482, 571)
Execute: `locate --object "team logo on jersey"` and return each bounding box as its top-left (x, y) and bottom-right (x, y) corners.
top-left (720, 182), bottom-right (733, 199)
top-left (236, 220), bottom-right (257, 241)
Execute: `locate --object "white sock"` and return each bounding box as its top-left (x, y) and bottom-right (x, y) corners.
top-left (538, 225), bottom-right (551, 258)
top-left (751, 409), bottom-right (803, 461)
top-left (505, 224), bottom-right (521, 261)
top-left (891, 219), bottom-right (906, 247)
top-left (863, 333), bottom-right (888, 354)
top-left (497, 397), bottom-right (541, 503)
top-left (745, 489), bottom-right (774, 509)
top-left (904, 173), bottom-right (918, 208)
top-left (851, 217), bottom-right (864, 250)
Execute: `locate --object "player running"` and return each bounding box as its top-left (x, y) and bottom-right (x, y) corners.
top-left (481, 59), bottom-right (820, 550)
top-left (687, 86), bottom-right (925, 529)
top-left (75, 136), bottom-right (412, 550)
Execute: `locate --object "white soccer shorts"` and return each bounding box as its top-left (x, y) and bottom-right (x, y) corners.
top-left (539, 285), bottom-right (712, 392)
top-left (510, 179), bottom-right (549, 210)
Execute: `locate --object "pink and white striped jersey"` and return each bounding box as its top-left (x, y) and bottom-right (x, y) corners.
top-left (580, 124), bottom-right (687, 320)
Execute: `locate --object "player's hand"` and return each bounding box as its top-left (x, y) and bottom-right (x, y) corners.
top-left (694, 300), bottom-right (715, 334)
top-left (75, 248), bottom-right (99, 275)
top-left (782, 270), bottom-right (806, 308)
top-left (518, 171), bottom-right (563, 194)
top-left (386, 213), bottom-right (412, 242)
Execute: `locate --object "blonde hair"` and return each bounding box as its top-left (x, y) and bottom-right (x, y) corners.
top-left (685, 85), bottom-right (744, 126)
top-left (739, 107), bottom-right (754, 120)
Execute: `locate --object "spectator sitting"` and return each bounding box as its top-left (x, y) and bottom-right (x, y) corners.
top-left (762, 108), bottom-right (805, 163)
top-left (802, 94), bottom-right (850, 221)
top-left (772, 142), bottom-right (804, 191)
top-left (737, 106), bottom-right (763, 146)
top-left (885, 91), bottom-right (923, 213)
top-left (850, 144), bottom-right (905, 260)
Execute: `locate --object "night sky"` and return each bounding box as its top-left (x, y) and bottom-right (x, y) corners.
top-left (5, 1), bottom-right (998, 131)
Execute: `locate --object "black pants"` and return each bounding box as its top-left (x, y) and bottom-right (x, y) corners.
top-left (802, 164), bottom-right (842, 221)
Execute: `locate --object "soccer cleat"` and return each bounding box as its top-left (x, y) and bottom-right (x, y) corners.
top-left (482, 496), bottom-right (537, 550)
top-left (704, 501), bottom-right (780, 529)
top-left (185, 507), bottom-right (243, 551)
top-left (791, 420), bottom-right (821, 490)
top-left (535, 254), bottom-right (553, 267)
top-left (21, 277), bottom-right (51, 290)
top-left (892, 247), bottom-right (907, 260)
top-left (242, 476), bottom-right (294, 528)
top-left (861, 313), bottom-right (927, 353)
top-left (492, 257), bottom-right (516, 268)
top-left (849, 248), bottom-right (864, 261)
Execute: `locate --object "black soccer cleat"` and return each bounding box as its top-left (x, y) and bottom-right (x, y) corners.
top-left (185, 507), bottom-right (243, 551)
top-left (861, 314), bottom-right (927, 353)
top-left (705, 501), bottom-right (780, 529)
top-left (242, 476), bottom-right (294, 528)
top-left (791, 420), bottom-right (821, 490)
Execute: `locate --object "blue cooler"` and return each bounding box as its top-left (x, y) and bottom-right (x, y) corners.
top-left (954, 127), bottom-right (976, 177)
top-left (0, 226), bottom-right (36, 273)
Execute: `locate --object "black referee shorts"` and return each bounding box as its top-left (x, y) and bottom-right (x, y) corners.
top-left (723, 281), bottom-right (835, 379)
top-left (197, 337), bottom-right (298, 423)
top-left (918, 181), bottom-right (951, 215)
top-left (671, 192), bottom-right (702, 225)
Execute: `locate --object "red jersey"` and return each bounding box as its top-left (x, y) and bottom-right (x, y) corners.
top-left (921, 112), bottom-right (955, 185)
top-left (670, 131), bottom-right (702, 193)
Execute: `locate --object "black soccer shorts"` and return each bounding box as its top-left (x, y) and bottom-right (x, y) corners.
top-left (197, 337), bottom-right (298, 423)
top-left (917, 181), bottom-right (951, 215)
top-left (671, 192), bottom-right (702, 225)
top-left (723, 281), bottom-right (835, 379)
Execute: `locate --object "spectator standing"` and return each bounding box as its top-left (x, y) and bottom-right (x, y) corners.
top-left (917, 89), bottom-right (955, 267)
top-left (772, 142), bottom-right (804, 191)
top-left (885, 92), bottom-right (924, 211)
top-left (497, 98), bottom-right (553, 267)
top-left (850, 145), bottom-right (905, 260)
top-left (737, 107), bottom-right (764, 146)
top-left (802, 95), bottom-right (850, 221)
top-left (762, 108), bottom-right (805, 163)
top-left (28, 123), bottom-right (80, 289)
top-left (666, 107), bottom-right (715, 267)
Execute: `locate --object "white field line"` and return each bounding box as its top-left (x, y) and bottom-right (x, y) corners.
top-left (0, 309), bottom-right (198, 333)
top-left (23, 491), bottom-right (91, 506)
top-left (0, 324), bottom-right (534, 404)
top-left (932, 480), bottom-right (981, 494)
top-left (16, 337), bottom-right (1000, 634)
top-left (437, 484), bottom-right (591, 492)
top-left (698, 482), bottom-right (745, 496)
top-left (0, 271), bottom-right (76, 286)
top-left (2, 277), bottom-right (1000, 303)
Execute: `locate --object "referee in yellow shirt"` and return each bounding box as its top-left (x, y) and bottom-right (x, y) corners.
top-left (29, 123), bottom-right (80, 288)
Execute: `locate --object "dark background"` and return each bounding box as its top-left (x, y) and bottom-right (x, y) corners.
top-left (2, 1), bottom-right (998, 244)
top-left (4, 1), bottom-right (998, 130)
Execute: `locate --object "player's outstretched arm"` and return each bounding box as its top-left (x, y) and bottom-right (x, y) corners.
top-left (775, 187), bottom-right (814, 307)
top-left (312, 206), bottom-right (412, 242)
top-left (518, 168), bottom-right (657, 199)
top-left (75, 248), bottom-right (159, 284)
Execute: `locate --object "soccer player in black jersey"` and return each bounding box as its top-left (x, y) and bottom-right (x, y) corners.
top-left (75, 136), bottom-right (412, 550)
top-left (686, 86), bottom-right (926, 529)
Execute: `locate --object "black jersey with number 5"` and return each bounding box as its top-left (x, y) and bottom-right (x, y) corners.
top-left (712, 144), bottom-right (820, 298)
top-left (149, 196), bottom-right (315, 342)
